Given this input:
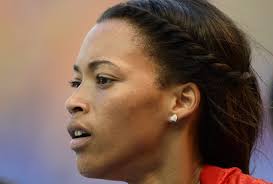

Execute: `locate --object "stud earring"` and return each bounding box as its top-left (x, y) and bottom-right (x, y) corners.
top-left (168, 114), bottom-right (178, 123)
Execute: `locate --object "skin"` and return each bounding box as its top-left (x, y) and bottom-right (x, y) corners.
top-left (65, 19), bottom-right (202, 184)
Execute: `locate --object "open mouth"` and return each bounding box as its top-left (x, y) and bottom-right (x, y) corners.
top-left (67, 127), bottom-right (93, 150)
top-left (68, 125), bottom-right (91, 139)
top-left (67, 123), bottom-right (93, 150)
top-left (69, 129), bottom-right (92, 139)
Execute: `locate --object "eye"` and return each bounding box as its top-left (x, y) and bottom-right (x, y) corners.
top-left (68, 80), bottom-right (81, 88)
top-left (96, 75), bottom-right (115, 88)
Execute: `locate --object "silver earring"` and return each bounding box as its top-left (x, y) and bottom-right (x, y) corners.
top-left (168, 114), bottom-right (178, 123)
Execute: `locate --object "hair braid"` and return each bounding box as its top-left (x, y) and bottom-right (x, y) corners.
top-left (97, 0), bottom-right (263, 173)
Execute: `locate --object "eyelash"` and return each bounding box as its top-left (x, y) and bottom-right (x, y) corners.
top-left (68, 75), bottom-right (115, 88)
top-left (68, 80), bottom-right (81, 88)
top-left (96, 75), bottom-right (116, 88)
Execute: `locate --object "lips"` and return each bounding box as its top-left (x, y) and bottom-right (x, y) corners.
top-left (67, 122), bottom-right (92, 150)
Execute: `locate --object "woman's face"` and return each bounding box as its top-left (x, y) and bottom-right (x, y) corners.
top-left (65, 19), bottom-right (172, 180)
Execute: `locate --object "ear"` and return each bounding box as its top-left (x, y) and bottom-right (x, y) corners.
top-left (169, 82), bottom-right (201, 121)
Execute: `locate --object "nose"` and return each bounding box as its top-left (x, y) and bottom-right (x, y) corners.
top-left (65, 95), bottom-right (90, 117)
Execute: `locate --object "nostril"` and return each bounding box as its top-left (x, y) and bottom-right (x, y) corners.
top-left (69, 106), bottom-right (83, 115)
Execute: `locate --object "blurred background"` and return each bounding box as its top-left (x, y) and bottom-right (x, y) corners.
top-left (0, 0), bottom-right (272, 184)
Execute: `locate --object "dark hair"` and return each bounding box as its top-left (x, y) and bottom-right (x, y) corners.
top-left (97, 0), bottom-right (263, 174)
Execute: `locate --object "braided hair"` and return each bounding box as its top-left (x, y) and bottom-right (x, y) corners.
top-left (97, 0), bottom-right (263, 174)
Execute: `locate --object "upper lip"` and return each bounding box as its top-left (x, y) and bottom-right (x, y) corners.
top-left (67, 120), bottom-right (92, 139)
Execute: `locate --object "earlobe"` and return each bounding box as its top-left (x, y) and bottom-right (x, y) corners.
top-left (170, 82), bottom-right (201, 121)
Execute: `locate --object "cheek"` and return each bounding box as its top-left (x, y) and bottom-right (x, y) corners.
top-left (94, 86), bottom-right (166, 150)
top-left (81, 87), bottom-right (167, 178)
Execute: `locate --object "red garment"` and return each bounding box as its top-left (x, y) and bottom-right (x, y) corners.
top-left (200, 165), bottom-right (272, 184)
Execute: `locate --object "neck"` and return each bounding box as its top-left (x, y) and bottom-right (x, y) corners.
top-left (128, 121), bottom-right (202, 184)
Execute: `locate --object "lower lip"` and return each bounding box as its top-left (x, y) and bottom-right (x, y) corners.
top-left (70, 136), bottom-right (92, 151)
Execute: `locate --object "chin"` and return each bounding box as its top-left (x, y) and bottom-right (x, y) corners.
top-left (77, 166), bottom-right (121, 181)
top-left (78, 168), bottom-right (93, 178)
top-left (76, 156), bottom-right (108, 179)
top-left (77, 163), bottom-right (105, 179)
top-left (76, 158), bottom-right (100, 178)
top-left (76, 158), bottom-right (126, 181)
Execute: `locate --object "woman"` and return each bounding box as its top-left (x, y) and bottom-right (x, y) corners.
top-left (65, 0), bottom-right (272, 183)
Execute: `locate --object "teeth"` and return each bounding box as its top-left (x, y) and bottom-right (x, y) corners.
top-left (74, 130), bottom-right (85, 137)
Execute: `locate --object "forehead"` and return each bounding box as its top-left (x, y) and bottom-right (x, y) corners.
top-left (76, 19), bottom-right (145, 69)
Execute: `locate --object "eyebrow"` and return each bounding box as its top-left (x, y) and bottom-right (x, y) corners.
top-left (73, 59), bottom-right (121, 73)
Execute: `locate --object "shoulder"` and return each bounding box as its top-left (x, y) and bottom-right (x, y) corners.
top-left (200, 165), bottom-right (272, 184)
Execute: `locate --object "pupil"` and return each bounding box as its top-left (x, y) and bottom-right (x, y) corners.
top-left (100, 77), bottom-right (107, 84)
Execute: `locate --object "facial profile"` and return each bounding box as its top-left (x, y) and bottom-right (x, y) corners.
top-left (64, 0), bottom-right (269, 183)
top-left (65, 18), bottom-right (200, 182)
